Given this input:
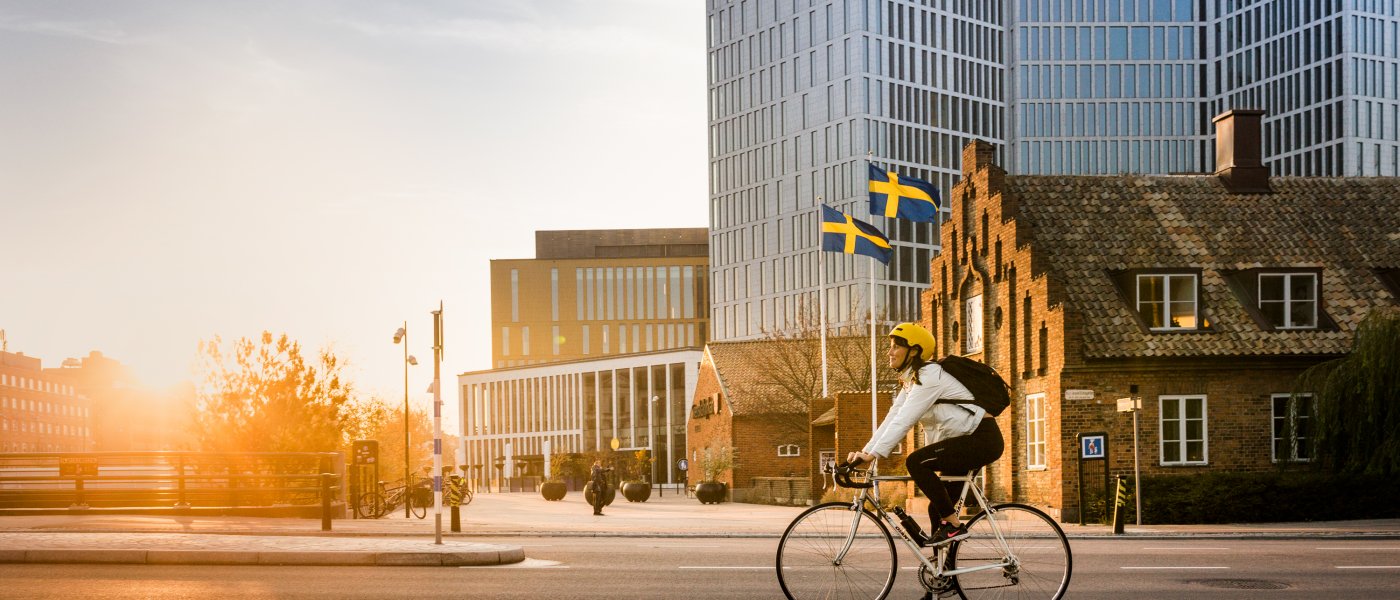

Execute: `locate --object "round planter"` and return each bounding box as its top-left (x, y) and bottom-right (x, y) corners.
top-left (695, 481), bottom-right (728, 504)
top-left (621, 481), bottom-right (652, 503)
top-left (540, 481), bottom-right (568, 501)
top-left (584, 481), bottom-right (616, 507)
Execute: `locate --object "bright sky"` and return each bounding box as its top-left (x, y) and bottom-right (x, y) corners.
top-left (0, 1), bottom-right (708, 434)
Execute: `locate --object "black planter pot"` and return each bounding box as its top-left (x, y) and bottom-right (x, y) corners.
top-left (695, 481), bottom-right (727, 504)
top-left (621, 481), bottom-right (651, 502)
top-left (541, 481), bottom-right (567, 501)
top-left (584, 482), bottom-right (616, 507)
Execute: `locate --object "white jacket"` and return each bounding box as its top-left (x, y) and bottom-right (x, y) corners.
top-left (861, 361), bottom-right (983, 459)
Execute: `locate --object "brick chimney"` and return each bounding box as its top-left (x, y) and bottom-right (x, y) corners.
top-left (1213, 109), bottom-right (1271, 193)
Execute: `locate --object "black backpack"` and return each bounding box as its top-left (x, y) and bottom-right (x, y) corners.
top-left (935, 355), bottom-right (1011, 416)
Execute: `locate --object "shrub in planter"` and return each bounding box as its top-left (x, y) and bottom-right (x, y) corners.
top-left (622, 480), bottom-right (652, 502)
top-left (584, 481), bottom-right (616, 507)
top-left (694, 446), bottom-right (735, 504)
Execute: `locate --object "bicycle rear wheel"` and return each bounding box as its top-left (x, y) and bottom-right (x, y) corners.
top-left (776, 502), bottom-right (897, 600)
top-left (948, 503), bottom-right (1071, 600)
top-left (410, 494), bottom-right (428, 519)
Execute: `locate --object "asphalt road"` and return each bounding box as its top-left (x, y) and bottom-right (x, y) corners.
top-left (2, 536), bottom-right (1398, 599)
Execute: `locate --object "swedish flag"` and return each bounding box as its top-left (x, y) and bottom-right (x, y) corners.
top-left (821, 205), bottom-right (892, 264)
top-left (868, 162), bottom-right (940, 222)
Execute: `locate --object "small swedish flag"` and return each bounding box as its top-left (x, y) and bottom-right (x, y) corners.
top-left (868, 162), bottom-right (940, 222)
top-left (821, 205), bottom-right (892, 264)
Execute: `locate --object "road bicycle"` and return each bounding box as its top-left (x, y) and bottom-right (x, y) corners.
top-left (356, 479), bottom-right (430, 519)
top-left (775, 463), bottom-right (1072, 600)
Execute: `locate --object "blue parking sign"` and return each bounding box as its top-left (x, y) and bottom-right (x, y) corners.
top-left (1081, 435), bottom-right (1105, 459)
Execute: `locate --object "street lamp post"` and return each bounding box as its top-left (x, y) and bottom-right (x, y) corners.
top-left (393, 323), bottom-right (417, 519)
top-left (650, 395), bottom-right (662, 497)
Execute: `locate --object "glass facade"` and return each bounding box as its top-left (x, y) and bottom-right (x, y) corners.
top-left (459, 350), bottom-right (700, 491)
top-left (710, 1), bottom-right (1399, 343)
top-left (707, 0), bottom-right (998, 340)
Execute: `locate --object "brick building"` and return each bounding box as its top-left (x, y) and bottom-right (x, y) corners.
top-left (926, 110), bottom-right (1400, 521)
top-left (0, 351), bottom-right (89, 452)
top-left (688, 337), bottom-right (884, 503)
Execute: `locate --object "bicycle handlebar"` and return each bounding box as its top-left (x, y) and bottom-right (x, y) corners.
top-left (826, 462), bottom-right (873, 489)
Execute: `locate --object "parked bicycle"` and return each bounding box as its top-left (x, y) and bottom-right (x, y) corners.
top-left (356, 479), bottom-right (432, 519)
top-left (775, 463), bottom-right (1072, 600)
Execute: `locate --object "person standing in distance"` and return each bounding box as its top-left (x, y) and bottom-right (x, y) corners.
top-left (589, 460), bottom-right (610, 516)
top-left (846, 323), bottom-right (1004, 546)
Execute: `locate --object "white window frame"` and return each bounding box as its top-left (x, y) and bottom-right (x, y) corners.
top-left (1026, 393), bottom-right (1047, 470)
top-left (1258, 272), bottom-right (1318, 329)
top-left (1271, 393), bottom-right (1313, 463)
top-left (1159, 395), bottom-right (1208, 466)
top-left (1136, 273), bottom-right (1199, 330)
top-left (965, 294), bottom-right (984, 353)
top-left (777, 444), bottom-right (800, 457)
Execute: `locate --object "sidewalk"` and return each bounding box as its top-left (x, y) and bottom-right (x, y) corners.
top-left (2, 490), bottom-right (1397, 566)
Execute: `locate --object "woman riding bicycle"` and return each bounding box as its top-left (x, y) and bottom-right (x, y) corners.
top-left (846, 323), bottom-right (1004, 547)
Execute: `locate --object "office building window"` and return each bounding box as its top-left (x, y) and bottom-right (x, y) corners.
top-left (551, 268), bottom-right (559, 321)
top-left (1026, 393), bottom-right (1046, 469)
top-left (511, 269), bottom-right (519, 322)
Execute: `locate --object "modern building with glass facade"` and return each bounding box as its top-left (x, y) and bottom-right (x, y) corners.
top-left (490, 229), bottom-right (708, 368)
top-left (708, 0), bottom-right (1399, 341)
top-left (457, 350), bottom-right (700, 491)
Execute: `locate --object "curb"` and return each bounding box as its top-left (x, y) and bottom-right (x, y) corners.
top-left (0, 547), bottom-right (526, 567)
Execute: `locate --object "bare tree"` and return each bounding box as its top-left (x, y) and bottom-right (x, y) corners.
top-left (726, 301), bottom-right (888, 443)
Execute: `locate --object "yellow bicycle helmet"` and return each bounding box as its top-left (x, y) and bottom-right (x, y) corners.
top-left (888, 322), bottom-right (936, 361)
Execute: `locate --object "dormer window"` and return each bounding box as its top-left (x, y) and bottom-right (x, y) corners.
top-left (1137, 274), bottom-right (1198, 330)
top-left (1259, 273), bottom-right (1317, 329)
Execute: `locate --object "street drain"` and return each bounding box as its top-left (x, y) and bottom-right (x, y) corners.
top-left (1193, 579), bottom-right (1290, 590)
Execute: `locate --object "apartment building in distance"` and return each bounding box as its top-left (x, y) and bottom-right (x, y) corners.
top-left (0, 350), bottom-right (90, 452)
top-left (489, 229), bottom-right (709, 368)
top-left (461, 229), bottom-right (708, 491)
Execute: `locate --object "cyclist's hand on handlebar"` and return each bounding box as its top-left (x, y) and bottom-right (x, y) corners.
top-left (845, 451), bottom-right (875, 467)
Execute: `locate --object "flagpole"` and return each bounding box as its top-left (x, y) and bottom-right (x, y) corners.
top-left (817, 199), bottom-right (828, 398)
top-left (869, 257), bottom-right (877, 436)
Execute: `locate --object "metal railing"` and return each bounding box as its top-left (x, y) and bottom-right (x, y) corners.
top-left (0, 452), bottom-right (344, 528)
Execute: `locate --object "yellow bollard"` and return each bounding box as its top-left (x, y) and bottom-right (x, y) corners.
top-left (1111, 475), bottom-right (1129, 534)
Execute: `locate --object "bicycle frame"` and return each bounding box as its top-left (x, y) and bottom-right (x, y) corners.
top-left (837, 466), bottom-right (1016, 580)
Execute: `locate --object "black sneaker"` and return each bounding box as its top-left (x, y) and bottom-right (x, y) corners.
top-left (924, 521), bottom-right (969, 546)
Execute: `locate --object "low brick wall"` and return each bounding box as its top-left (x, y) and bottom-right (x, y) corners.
top-left (747, 477), bottom-right (810, 506)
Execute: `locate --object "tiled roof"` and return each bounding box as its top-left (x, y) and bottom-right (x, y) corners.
top-left (1001, 174), bottom-right (1400, 358)
top-left (706, 337), bottom-right (874, 415)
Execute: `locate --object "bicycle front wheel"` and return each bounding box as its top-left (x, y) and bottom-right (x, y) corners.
top-left (356, 492), bottom-right (387, 519)
top-left (949, 503), bottom-right (1072, 600)
top-left (776, 502), bottom-right (897, 600)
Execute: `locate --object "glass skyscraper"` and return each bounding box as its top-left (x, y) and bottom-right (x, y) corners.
top-left (708, 0), bottom-right (1400, 341)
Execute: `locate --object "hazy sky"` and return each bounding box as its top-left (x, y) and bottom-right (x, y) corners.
top-left (0, 0), bottom-right (708, 433)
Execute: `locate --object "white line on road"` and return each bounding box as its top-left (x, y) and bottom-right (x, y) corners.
top-left (1121, 566), bottom-right (1230, 570)
top-left (1336, 566), bottom-right (1400, 569)
top-left (638, 544), bottom-right (722, 548)
top-left (1142, 547), bottom-right (1231, 550)
top-left (1319, 547), bottom-right (1400, 551)
top-left (678, 566), bottom-right (771, 570)
top-left (463, 558), bottom-right (569, 569)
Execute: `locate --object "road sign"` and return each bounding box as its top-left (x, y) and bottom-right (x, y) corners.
top-left (1081, 434), bottom-right (1106, 459)
top-left (59, 457), bottom-right (98, 477)
top-left (1116, 397), bottom-right (1141, 412)
top-left (677, 458), bottom-right (688, 472)
top-left (352, 440), bottom-right (378, 465)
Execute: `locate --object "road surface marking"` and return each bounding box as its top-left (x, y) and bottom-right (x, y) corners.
top-left (1336, 566), bottom-right (1400, 569)
top-left (639, 544), bottom-right (721, 548)
top-left (1319, 547), bottom-right (1400, 551)
top-left (1121, 566), bottom-right (1230, 570)
top-left (1142, 547), bottom-right (1230, 551)
top-left (463, 558), bottom-right (569, 569)
top-left (679, 566), bottom-right (770, 570)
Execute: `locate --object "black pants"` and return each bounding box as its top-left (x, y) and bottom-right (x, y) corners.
top-left (591, 484), bottom-right (606, 514)
top-left (904, 418), bottom-right (1004, 523)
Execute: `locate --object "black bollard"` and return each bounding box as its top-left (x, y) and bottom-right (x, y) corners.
top-left (321, 473), bottom-right (334, 531)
